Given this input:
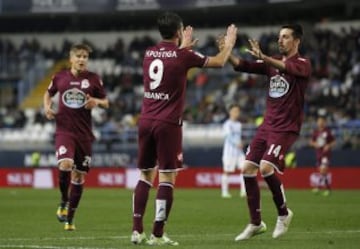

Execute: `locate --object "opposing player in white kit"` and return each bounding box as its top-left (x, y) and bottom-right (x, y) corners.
top-left (221, 104), bottom-right (246, 198)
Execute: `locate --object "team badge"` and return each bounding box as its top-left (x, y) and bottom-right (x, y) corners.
top-left (58, 145), bottom-right (67, 155)
top-left (81, 79), bottom-right (90, 89)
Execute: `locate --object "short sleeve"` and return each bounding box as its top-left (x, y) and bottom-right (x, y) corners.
top-left (47, 75), bottom-right (58, 97)
top-left (93, 74), bottom-right (107, 99)
top-left (182, 49), bottom-right (208, 69)
top-left (234, 60), bottom-right (267, 75)
top-left (285, 57), bottom-right (311, 78)
top-left (327, 129), bottom-right (335, 143)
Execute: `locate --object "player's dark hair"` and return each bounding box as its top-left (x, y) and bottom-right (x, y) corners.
top-left (228, 103), bottom-right (240, 111)
top-left (70, 43), bottom-right (93, 53)
top-left (317, 115), bottom-right (326, 120)
top-left (157, 12), bottom-right (183, 39)
top-left (281, 24), bottom-right (303, 40)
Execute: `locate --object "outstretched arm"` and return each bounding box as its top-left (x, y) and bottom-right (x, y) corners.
top-left (217, 35), bottom-right (266, 74)
top-left (246, 39), bottom-right (286, 71)
top-left (205, 24), bottom-right (238, 68)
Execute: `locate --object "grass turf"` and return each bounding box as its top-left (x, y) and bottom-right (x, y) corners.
top-left (0, 188), bottom-right (359, 249)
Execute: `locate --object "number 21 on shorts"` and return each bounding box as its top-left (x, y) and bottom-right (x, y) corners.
top-left (267, 144), bottom-right (282, 158)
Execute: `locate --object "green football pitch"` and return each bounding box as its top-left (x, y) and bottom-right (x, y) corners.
top-left (0, 188), bottom-right (359, 249)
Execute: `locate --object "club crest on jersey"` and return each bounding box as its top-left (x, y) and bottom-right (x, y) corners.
top-left (81, 79), bottom-right (90, 89)
top-left (58, 145), bottom-right (67, 155)
top-left (62, 88), bottom-right (87, 109)
top-left (269, 75), bottom-right (289, 98)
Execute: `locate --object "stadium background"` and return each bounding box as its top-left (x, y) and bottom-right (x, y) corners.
top-left (0, 0), bottom-right (359, 189)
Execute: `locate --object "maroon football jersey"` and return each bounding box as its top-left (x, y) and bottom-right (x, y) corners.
top-left (47, 70), bottom-right (106, 140)
top-left (312, 127), bottom-right (335, 164)
top-left (235, 54), bottom-right (311, 133)
top-left (140, 41), bottom-right (208, 125)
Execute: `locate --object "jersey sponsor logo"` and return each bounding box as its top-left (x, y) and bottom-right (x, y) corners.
top-left (145, 50), bottom-right (177, 58)
top-left (62, 88), bottom-right (87, 108)
top-left (81, 79), bottom-right (90, 89)
top-left (144, 91), bottom-right (170, 100)
top-left (269, 75), bottom-right (289, 98)
top-left (70, 81), bottom-right (80, 85)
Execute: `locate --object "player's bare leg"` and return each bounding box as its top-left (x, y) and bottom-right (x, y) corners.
top-left (147, 171), bottom-right (179, 246)
top-left (235, 161), bottom-right (267, 241)
top-left (260, 162), bottom-right (293, 239)
top-left (56, 160), bottom-right (72, 222)
top-left (131, 168), bottom-right (157, 244)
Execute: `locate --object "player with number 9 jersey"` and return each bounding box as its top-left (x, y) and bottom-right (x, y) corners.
top-left (131, 12), bottom-right (238, 245)
top-left (141, 44), bottom-right (207, 126)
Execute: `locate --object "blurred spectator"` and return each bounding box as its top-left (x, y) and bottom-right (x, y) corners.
top-left (0, 26), bottom-right (359, 148)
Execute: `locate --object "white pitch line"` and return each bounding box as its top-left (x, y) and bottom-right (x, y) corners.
top-left (1, 229), bottom-right (359, 243)
top-left (0, 246), bottom-right (118, 249)
top-left (0, 236), bottom-right (129, 242)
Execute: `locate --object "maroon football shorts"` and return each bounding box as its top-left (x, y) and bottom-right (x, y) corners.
top-left (245, 128), bottom-right (298, 174)
top-left (55, 134), bottom-right (92, 173)
top-left (138, 118), bottom-right (183, 172)
top-left (317, 154), bottom-right (331, 167)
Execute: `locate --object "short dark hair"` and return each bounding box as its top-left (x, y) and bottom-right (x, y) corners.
top-left (157, 12), bottom-right (183, 39)
top-left (228, 103), bottom-right (240, 111)
top-left (281, 24), bottom-right (303, 40)
top-left (70, 43), bottom-right (92, 54)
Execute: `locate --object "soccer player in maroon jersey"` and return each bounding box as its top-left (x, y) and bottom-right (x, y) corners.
top-left (219, 24), bottom-right (311, 240)
top-left (131, 12), bottom-right (237, 245)
top-left (43, 44), bottom-right (109, 231)
top-left (309, 116), bottom-right (336, 196)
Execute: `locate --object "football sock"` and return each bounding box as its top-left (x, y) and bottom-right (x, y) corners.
top-left (221, 174), bottom-right (229, 195)
top-left (132, 180), bottom-right (152, 233)
top-left (323, 174), bottom-right (331, 190)
top-left (318, 175), bottom-right (324, 189)
top-left (59, 170), bottom-right (71, 207)
top-left (152, 182), bottom-right (174, 237)
top-left (244, 175), bottom-right (261, 225)
top-left (263, 172), bottom-right (288, 216)
top-left (67, 183), bottom-right (83, 223)
top-left (239, 173), bottom-right (246, 195)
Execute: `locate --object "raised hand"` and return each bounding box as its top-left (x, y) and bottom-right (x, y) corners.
top-left (180, 25), bottom-right (199, 49)
top-left (224, 24), bottom-right (238, 48)
top-left (246, 39), bottom-right (264, 59)
top-left (216, 33), bottom-right (225, 51)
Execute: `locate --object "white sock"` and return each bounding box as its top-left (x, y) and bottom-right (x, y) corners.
top-left (239, 173), bottom-right (246, 196)
top-left (221, 174), bottom-right (229, 195)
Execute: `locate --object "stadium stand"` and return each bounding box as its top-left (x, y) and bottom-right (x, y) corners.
top-left (1, 23), bottom-right (359, 150)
